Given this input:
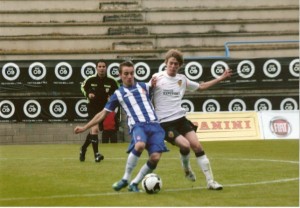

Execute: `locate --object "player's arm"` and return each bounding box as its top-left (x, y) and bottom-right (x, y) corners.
top-left (74, 109), bottom-right (109, 134)
top-left (198, 69), bottom-right (232, 91)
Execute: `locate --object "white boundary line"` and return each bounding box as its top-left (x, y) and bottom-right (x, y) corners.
top-left (0, 177), bottom-right (298, 201)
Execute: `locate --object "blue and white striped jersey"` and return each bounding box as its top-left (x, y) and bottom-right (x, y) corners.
top-left (104, 82), bottom-right (158, 132)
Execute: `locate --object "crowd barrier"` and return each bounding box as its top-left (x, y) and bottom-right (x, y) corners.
top-left (186, 110), bottom-right (299, 141)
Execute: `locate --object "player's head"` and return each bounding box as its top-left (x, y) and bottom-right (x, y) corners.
top-left (164, 49), bottom-right (183, 77)
top-left (119, 61), bottom-right (135, 87)
top-left (95, 59), bottom-right (107, 78)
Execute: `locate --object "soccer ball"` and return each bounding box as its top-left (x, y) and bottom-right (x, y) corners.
top-left (141, 173), bottom-right (162, 194)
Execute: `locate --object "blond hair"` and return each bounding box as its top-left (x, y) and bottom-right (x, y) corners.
top-left (164, 49), bottom-right (184, 66)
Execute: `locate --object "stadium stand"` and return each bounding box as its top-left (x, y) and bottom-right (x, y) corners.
top-left (0, 0), bottom-right (299, 60)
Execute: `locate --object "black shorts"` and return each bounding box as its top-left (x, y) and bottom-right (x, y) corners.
top-left (160, 117), bottom-right (197, 145)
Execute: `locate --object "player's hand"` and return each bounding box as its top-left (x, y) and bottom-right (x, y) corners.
top-left (151, 77), bottom-right (157, 87)
top-left (219, 69), bottom-right (232, 81)
top-left (89, 93), bottom-right (95, 99)
top-left (74, 126), bottom-right (85, 134)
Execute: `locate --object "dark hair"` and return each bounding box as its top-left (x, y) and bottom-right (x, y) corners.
top-left (95, 59), bottom-right (107, 66)
top-left (119, 61), bottom-right (134, 73)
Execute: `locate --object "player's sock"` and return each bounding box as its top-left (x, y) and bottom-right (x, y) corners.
top-left (130, 160), bottom-right (156, 185)
top-left (90, 134), bottom-right (99, 155)
top-left (196, 152), bottom-right (214, 183)
top-left (81, 133), bottom-right (92, 151)
top-left (122, 149), bottom-right (141, 181)
top-left (180, 149), bottom-right (191, 172)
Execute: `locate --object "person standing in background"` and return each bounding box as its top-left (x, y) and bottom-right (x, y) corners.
top-left (80, 60), bottom-right (119, 162)
top-left (102, 109), bottom-right (119, 143)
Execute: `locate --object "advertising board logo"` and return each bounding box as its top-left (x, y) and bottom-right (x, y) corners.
top-left (23, 100), bottom-right (41, 118)
top-left (289, 58), bottom-right (299, 77)
top-left (158, 63), bottom-right (166, 72)
top-left (269, 116), bottom-right (291, 137)
top-left (49, 100), bottom-right (67, 118)
top-left (107, 63), bottom-right (120, 81)
top-left (202, 99), bottom-right (220, 112)
top-left (254, 98), bottom-right (272, 111)
top-left (28, 62), bottom-right (47, 81)
top-left (2, 63), bottom-right (20, 81)
top-left (181, 99), bottom-right (194, 112)
top-left (228, 99), bottom-right (246, 111)
top-left (54, 62), bottom-right (73, 81)
top-left (134, 62), bottom-right (150, 81)
top-left (211, 61), bottom-right (229, 79)
top-left (237, 60), bottom-right (255, 79)
top-left (81, 62), bottom-right (96, 79)
top-left (0, 100), bottom-right (15, 119)
top-left (184, 61), bottom-right (203, 80)
top-left (280, 98), bottom-right (298, 110)
top-left (263, 59), bottom-right (281, 78)
top-left (75, 99), bottom-right (88, 118)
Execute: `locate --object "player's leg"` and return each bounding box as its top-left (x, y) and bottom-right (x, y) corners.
top-left (128, 153), bottom-right (161, 192)
top-left (90, 124), bottom-right (104, 163)
top-left (185, 131), bottom-right (223, 190)
top-left (175, 136), bottom-right (196, 181)
top-left (79, 133), bottom-right (91, 162)
top-left (113, 125), bottom-right (146, 191)
top-left (128, 123), bottom-right (168, 192)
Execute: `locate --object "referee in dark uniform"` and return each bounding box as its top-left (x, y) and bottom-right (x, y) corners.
top-left (80, 60), bottom-right (119, 162)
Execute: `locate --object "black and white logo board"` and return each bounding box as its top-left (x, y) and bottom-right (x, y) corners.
top-left (81, 62), bottom-right (96, 79)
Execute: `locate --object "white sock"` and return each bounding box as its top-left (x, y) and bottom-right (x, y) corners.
top-left (130, 163), bottom-right (152, 185)
top-left (180, 153), bottom-right (192, 172)
top-left (122, 152), bottom-right (139, 181)
top-left (196, 155), bottom-right (214, 183)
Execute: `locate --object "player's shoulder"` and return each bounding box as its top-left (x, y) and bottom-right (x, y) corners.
top-left (152, 71), bottom-right (164, 78)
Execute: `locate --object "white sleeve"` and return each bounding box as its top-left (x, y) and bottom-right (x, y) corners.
top-left (186, 77), bottom-right (200, 91)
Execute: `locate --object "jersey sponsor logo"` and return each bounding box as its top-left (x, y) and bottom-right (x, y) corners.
top-left (168, 131), bottom-right (175, 138)
top-left (177, 80), bottom-right (182, 87)
top-left (162, 89), bottom-right (180, 96)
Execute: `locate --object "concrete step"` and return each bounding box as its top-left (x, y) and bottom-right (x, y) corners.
top-left (0, 31), bottom-right (297, 51)
top-left (1, 0), bottom-right (298, 11)
top-left (0, 6), bottom-right (298, 23)
top-left (0, 0), bottom-right (103, 11)
top-left (141, 0), bottom-right (299, 9)
top-left (0, 19), bottom-right (298, 36)
top-left (1, 44), bottom-right (298, 61)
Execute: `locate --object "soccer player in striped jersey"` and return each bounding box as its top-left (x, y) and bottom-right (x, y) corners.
top-left (150, 49), bottom-right (232, 190)
top-left (74, 61), bottom-right (168, 192)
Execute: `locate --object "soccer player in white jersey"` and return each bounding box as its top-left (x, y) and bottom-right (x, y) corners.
top-left (150, 49), bottom-right (232, 190)
top-left (74, 61), bottom-right (168, 192)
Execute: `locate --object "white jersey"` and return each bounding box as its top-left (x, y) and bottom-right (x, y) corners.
top-left (151, 71), bottom-right (199, 123)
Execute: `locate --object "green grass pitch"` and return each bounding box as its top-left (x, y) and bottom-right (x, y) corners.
top-left (0, 139), bottom-right (299, 206)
